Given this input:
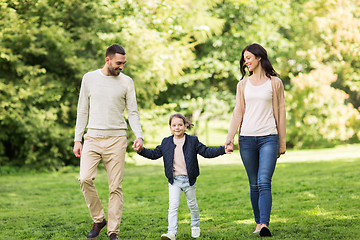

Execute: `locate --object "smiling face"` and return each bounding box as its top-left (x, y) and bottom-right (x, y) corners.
top-left (170, 117), bottom-right (186, 139)
top-left (244, 50), bottom-right (261, 72)
top-left (105, 53), bottom-right (127, 76)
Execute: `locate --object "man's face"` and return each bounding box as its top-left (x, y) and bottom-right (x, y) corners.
top-left (106, 53), bottom-right (127, 76)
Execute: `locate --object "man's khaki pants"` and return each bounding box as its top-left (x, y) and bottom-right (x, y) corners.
top-left (79, 134), bottom-right (127, 236)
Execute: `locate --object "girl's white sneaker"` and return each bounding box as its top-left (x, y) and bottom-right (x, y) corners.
top-left (161, 232), bottom-right (176, 240)
top-left (191, 227), bottom-right (200, 238)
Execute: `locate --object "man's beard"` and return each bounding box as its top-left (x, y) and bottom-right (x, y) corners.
top-left (108, 66), bottom-right (121, 76)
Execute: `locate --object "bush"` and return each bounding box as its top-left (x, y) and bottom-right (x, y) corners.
top-left (0, 0), bottom-right (105, 169)
top-left (286, 66), bottom-right (360, 148)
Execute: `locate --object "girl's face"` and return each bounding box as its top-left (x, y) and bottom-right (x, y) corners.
top-left (244, 50), bottom-right (261, 72)
top-left (170, 117), bottom-right (186, 139)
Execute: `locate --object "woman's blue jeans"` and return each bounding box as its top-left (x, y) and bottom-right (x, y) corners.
top-left (239, 134), bottom-right (279, 226)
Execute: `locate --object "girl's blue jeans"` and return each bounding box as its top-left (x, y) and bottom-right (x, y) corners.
top-left (239, 134), bottom-right (279, 226)
top-left (167, 175), bottom-right (200, 234)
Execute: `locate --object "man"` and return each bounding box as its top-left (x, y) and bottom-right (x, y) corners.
top-left (73, 44), bottom-right (143, 240)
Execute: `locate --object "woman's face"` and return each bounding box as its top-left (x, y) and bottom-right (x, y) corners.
top-left (244, 50), bottom-right (261, 72)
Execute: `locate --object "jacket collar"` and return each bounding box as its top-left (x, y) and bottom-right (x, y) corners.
top-left (171, 133), bottom-right (188, 144)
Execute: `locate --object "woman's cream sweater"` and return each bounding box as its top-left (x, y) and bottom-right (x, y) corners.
top-left (226, 76), bottom-right (286, 150)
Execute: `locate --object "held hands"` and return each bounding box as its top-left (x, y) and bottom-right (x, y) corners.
top-left (224, 140), bottom-right (234, 154)
top-left (132, 137), bottom-right (144, 153)
top-left (225, 146), bottom-right (232, 154)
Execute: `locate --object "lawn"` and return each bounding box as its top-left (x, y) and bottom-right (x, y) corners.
top-left (0, 151), bottom-right (359, 239)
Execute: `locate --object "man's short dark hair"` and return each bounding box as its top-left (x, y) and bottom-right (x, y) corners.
top-left (106, 44), bottom-right (126, 57)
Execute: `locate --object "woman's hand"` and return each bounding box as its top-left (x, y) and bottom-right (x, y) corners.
top-left (278, 146), bottom-right (286, 158)
top-left (225, 140), bottom-right (234, 153)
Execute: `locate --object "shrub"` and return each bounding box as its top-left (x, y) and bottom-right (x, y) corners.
top-left (286, 65), bottom-right (360, 148)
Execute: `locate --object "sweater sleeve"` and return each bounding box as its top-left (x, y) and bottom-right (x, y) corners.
top-left (195, 137), bottom-right (226, 158)
top-left (126, 79), bottom-right (143, 139)
top-left (74, 75), bottom-right (89, 142)
top-left (276, 79), bottom-right (286, 149)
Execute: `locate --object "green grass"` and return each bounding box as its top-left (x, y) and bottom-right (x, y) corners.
top-left (1, 157), bottom-right (359, 239)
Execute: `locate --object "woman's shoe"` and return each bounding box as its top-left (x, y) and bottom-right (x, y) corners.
top-left (253, 224), bottom-right (261, 234)
top-left (259, 226), bottom-right (272, 237)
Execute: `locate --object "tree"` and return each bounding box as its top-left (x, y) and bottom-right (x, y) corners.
top-left (284, 0), bottom-right (360, 107)
top-left (286, 66), bottom-right (360, 148)
top-left (0, 0), bottom-right (108, 168)
top-left (98, 0), bottom-right (225, 108)
top-left (1, 0), bottom-right (359, 170)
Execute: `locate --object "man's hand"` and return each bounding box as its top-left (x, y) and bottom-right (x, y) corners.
top-left (73, 141), bottom-right (83, 158)
top-left (132, 137), bottom-right (144, 153)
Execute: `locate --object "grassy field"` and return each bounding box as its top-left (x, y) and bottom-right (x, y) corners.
top-left (1, 149), bottom-right (359, 239)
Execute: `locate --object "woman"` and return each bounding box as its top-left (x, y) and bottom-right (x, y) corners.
top-left (225, 43), bottom-right (286, 237)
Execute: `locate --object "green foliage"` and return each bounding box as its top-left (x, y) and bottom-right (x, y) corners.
top-left (99, 0), bottom-right (225, 108)
top-left (1, 0), bottom-right (360, 170)
top-left (193, 0), bottom-right (360, 149)
top-left (154, 0), bottom-right (295, 138)
top-left (286, 66), bottom-right (360, 148)
top-left (283, 0), bottom-right (360, 107)
top-left (0, 0), bottom-right (107, 168)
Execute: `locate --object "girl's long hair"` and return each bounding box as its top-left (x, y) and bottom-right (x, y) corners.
top-left (169, 113), bottom-right (194, 130)
top-left (240, 43), bottom-right (279, 80)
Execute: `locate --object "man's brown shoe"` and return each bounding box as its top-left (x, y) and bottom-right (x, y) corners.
top-left (109, 233), bottom-right (118, 240)
top-left (87, 219), bottom-right (107, 239)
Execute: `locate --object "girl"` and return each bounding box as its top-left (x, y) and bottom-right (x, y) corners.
top-left (225, 43), bottom-right (286, 237)
top-left (133, 113), bottom-right (230, 240)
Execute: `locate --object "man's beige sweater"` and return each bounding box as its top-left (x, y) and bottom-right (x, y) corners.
top-left (74, 70), bottom-right (143, 142)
